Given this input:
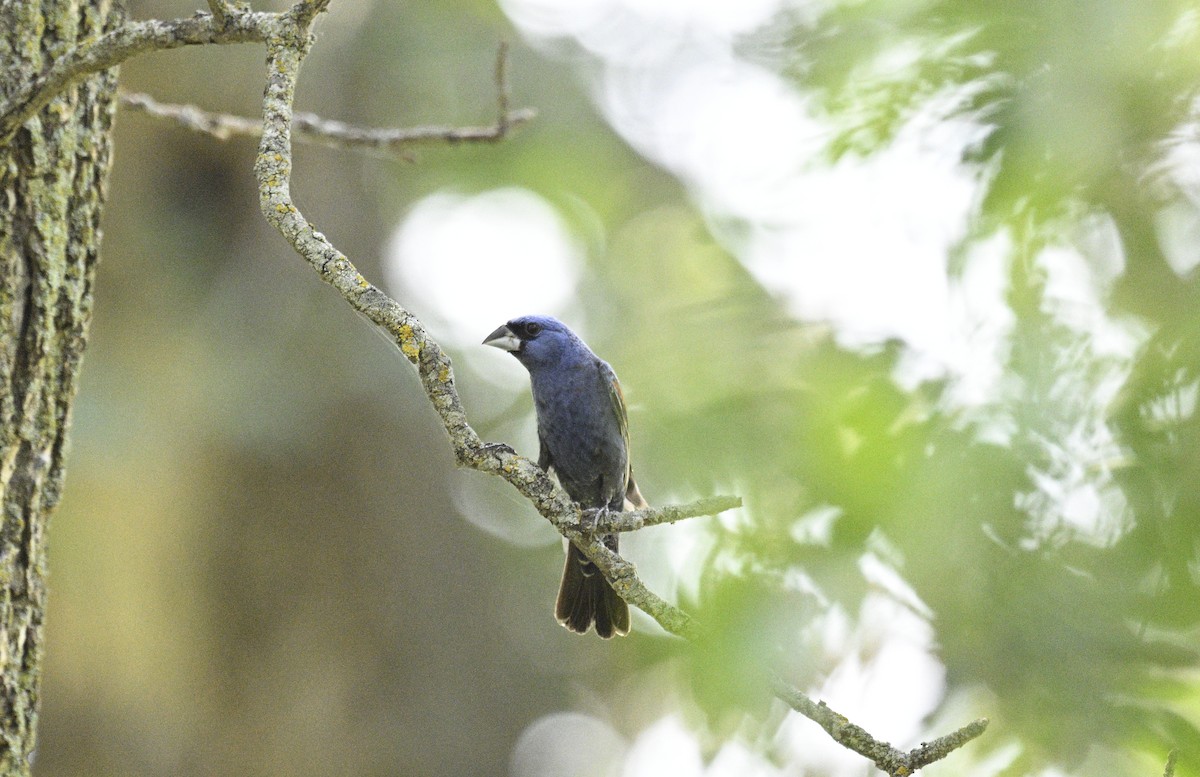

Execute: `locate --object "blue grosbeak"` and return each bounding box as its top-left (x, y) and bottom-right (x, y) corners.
top-left (484, 315), bottom-right (646, 638)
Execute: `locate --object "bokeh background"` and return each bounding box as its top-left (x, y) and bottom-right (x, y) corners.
top-left (35, 0), bottom-right (1200, 775)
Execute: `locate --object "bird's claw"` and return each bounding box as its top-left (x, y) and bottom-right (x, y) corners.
top-left (480, 441), bottom-right (516, 458)
top-left (580, 506), bottom-right (610, 541)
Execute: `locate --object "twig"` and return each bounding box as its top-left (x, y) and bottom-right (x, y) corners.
top-left (1, 13), bottom-right (534, 151)
top-left (771, 677), bottom-right (989, 776)
top-left (120, 92), bottom-right (265, 140)
top-left (580, 495), bottom-right (742, 533)
top-left (0, 8), bottom-right (275, 144)
top-left (117, 41), bottom-right (532, 156)
top-left (905, 718), bottom-right (991, 771)
top-left (494, 41), bottom-right (512, 134)
top-left (206, 0), bottom-right (233, 26)
top-left (1164, 749), bottom-right (1179, 777)
top-left (120, 91), bottom-right (535, 157)
top-left (292, 0), bottom-right (330, 29)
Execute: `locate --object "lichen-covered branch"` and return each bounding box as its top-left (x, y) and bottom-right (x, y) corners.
top-left (582, 495), bottom-right (743, 534)
top-left (249, 0), bottom-right (704, 641)
top-left (904, 718), bottom-right (991, 771)
top-left (206, 0), bottom-right (232, 25)
top-left (770, 677), bottom-right (989, 775)
top-left (243, 2), bottom-right (984, 773)
top-left (0, 7), bottom-right (275, 144)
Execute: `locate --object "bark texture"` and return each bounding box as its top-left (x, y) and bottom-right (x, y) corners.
top-left (0, 0), bottom-right (121, 771)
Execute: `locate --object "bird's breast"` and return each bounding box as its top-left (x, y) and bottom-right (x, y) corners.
top-left (532, 378), bottom-right (627, 508)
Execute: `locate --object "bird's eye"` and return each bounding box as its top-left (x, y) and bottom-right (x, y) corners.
top-left (525, 322), bottom-right (542, 336)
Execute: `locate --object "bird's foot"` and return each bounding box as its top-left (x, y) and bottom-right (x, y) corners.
top-left (580, 506), bottom-right (610, 541)
top-left (480, 441), bottom-right (516, 459)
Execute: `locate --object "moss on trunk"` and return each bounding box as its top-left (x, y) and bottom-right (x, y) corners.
top-left (0, 1), bottom-right (121, 772)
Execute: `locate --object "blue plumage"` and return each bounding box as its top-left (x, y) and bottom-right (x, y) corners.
top-left (484, 315), bottom-right (645, 638)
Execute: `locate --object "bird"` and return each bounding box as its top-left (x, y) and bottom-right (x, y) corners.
top-left (484, 315), bottom-right (646, 638)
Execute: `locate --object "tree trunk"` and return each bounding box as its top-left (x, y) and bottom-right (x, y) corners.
top-left (0, 0), bottom-right (121, 772)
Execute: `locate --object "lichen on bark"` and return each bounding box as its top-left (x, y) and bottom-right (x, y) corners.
top-left (0, 0), bottom-right (122, 772)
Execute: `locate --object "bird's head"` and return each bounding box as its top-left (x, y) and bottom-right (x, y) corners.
top-left (483, 315), bottom-right (582, 372)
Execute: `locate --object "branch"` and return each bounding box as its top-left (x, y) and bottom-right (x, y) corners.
top-left (119, 49), bottom-right (534, 157)
top-left (0, 7), bottom-right (276, 144)
top-left (578, 529), bottom-right (702, 639)
top-left (252, 0), bottom-right (708, 643)
top-left (245, 4), bottom-right (985, 774)
top-left (493, 41), bottom-right (514, 134)
top-left (583, 495), bottom-right (742, 533)
top-left (121, 92), bottom-right (535, 154)
top-left (0, 3), bottom-right (535, 151)
top-left (206, 0), bottom-right (234, 25)
top-left (771, 677), bottom-right (989, 776)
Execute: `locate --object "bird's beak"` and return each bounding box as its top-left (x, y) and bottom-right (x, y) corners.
top-left (483, 324), bottom-right (521, 352)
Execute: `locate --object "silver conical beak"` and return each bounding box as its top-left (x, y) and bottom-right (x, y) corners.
top-left (483, 324), bottom-right (521, 352)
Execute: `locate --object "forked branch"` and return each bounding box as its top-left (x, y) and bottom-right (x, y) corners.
top-left (248, 3), bottom-right (988, 773)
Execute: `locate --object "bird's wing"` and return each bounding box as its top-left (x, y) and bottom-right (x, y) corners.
top-left (605, 365), bottom-right (648, 509)
top-left (605, 368), bottom-right (632, 453)
top-left (537, 429), bottom-right (554, 473)
top-left (624, 470), bottom-right (648, 510)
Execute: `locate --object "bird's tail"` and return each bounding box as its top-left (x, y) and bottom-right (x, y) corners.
top-left (555, 538), bottom-right (630, 638)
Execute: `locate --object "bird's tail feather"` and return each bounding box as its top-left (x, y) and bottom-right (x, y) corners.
top-left (555, 541), bottom-right (630, 638)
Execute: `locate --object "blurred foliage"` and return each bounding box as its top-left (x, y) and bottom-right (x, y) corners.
top-left (696, 1), bottom-right (1200, 775)
top-left (760, 0), bottom-right (1200, 316)
top-left (34, 1), bottom-right (1200, 777)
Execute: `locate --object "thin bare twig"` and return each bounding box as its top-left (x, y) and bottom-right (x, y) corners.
top-left (117, 42), bottom-right (533, 157)
top-left (120, 91), bottom-right (535, 157)
top-left (120, 92), bottom-right (266, 139)
top-left (494, 41), bottom-right (512, 134)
